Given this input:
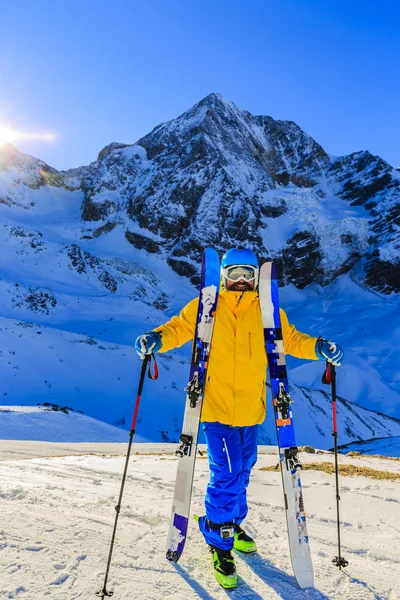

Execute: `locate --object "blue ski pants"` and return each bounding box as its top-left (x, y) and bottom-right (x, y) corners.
top-left (198, 422), bottom-right (258, 549)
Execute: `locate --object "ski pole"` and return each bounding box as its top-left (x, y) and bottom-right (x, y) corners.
top-left (96, 353), bottom-right (158, 598)
top-left (322, 361), bottom-right (348, 570)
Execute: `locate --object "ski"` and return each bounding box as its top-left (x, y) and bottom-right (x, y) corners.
top-left (166, 248), bottom-right (220, 563)
top-left (259, 261), bottom-right (314, 589)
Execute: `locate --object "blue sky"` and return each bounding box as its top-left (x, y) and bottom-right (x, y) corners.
top-left (0, 0), bottom-right (399, 170)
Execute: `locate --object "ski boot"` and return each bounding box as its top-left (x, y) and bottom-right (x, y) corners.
top-left (209, 545), bottom-right (237, 589)
top-left (194, 515), bottom-right (237, 588)
top-left (233, 524), bottom-right (257, 553)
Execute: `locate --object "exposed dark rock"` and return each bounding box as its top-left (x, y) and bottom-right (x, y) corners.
top-left (154, 293), bottom-right (169, 311)
top-left (132, 285), bottom-right (148, 302)
top-left (364, 250), bottom-right (400, 294)
top-left (332, 252), bottom-right (362, 278)
top-left (65, 244), bottom-right (86, 274)
top-left (13, 289), bottom-right (58, 315)
top-left (282, 231), bottom-right (323, 288)
top-left (290, 175), bottom-right (317, 188)
top-left (131, 285), bottom-right (169, 310)
top-left (92, 222), bottom-right (117, 238)
top-left (7, 226), bottom-right (46, 253)
top-left (81, 198), bottom-right (118, 221)
top-left (258, 117), bottom-right (330, 186)
top-left (167, 258), bottom-right (197, 278)
top-left (171, 238), bottom-right (205, 263)
top-left (342, 174), bottom-right (392, 206)
top-left (125, 231), bottom-right (160, 253)
top-left (341, 234), bottom-right (353, 245)
top-left (260, 200), bottom-right (288, 218)
top-left (97, 142), bottom-right (130, 162)
top-left (274, 171), bottom-right (290, 186)
top-left (328, 152), bottom-right (395, 209)
top-left (64, 244), bottom-right (119, 293)
top-left (371, 202), bottom-right (400, 235)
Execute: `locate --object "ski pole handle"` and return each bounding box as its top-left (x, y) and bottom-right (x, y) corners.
top-left (330, 363), bottom-right (337, 398)
top-left (322, 362), bottom-right (337, 433)
top-left (131, 354), bottom-right (158, 432)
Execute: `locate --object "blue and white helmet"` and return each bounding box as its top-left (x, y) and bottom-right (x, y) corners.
top-left (221, 248), bottom-right (259, 289)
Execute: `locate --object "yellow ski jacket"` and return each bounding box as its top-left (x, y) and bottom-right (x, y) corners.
top-left (155, 289), bottom-right (318, 427)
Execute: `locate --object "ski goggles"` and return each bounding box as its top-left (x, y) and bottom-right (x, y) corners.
top-left (222, 264), bottom-right (258, 282)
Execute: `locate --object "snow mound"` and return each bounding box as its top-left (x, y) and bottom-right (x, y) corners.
top-left (0, 405), bottom-right (128, 442)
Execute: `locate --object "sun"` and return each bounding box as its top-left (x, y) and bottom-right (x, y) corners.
top-left (0, 121), bottom-right (56, 146)
top-left (0, 123), bottom-right (20, 146)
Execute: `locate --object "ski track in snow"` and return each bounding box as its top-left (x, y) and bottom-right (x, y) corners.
top-left (0, 448), bottom-right (399, 599)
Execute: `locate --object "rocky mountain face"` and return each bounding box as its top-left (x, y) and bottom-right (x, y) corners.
top-left (66, 93), bottom-right (399, 292)
top-left (1, 93), bottom-right (400, 438)
top-left (1, 94), bottom-right (398, 292)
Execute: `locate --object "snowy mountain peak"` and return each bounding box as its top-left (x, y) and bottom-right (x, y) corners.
top-left (97, 142), bottom-right (132, 162)
top-left (198, 91), bottom-right (231, 106)
top-left (1, 95), bottom-right (400, 452)
top-left (1, 95), bottom-right (399, 295)
top-left (0, 143), bottom-right (57, 174)
top-left (195, 91), bottom-right (246, 119)
top-left (0, 143), bottom-right (22, 159)
top-left (0, 144), bottom-right (64, 202)
top-left (0, 142), bottom-right (17, 156)
top-left (41, 92), bottom-right (396, 295)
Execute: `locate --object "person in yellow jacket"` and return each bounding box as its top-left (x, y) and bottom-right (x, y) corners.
top-left (135, 248), bottom-right (344, 589)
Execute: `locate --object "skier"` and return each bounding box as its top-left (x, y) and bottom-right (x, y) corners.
top-left (135, 248), bottom-right (344, 589)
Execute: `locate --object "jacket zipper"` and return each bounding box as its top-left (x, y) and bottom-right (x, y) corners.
top-left (248, 332), bottom-right (252, 359)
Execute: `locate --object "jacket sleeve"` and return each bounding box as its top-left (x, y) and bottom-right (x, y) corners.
top-left (280, 308), bottom-right (318, 360)
top-left (153, 297), bottom-right (199, 353)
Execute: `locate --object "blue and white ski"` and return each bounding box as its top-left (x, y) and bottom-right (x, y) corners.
top-left (166, 248), bottom-right (220, 563)
top-left (259, 261), bottom-right (314, 589)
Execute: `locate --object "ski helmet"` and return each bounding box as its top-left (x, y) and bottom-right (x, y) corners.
top-left (221, 248), bottom-right (259, 289)
top-left (221, 248), bottom-right (258, 269)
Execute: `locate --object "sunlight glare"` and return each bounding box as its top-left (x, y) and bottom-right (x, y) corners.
top-left (0, 122), bottom-right (56, 146)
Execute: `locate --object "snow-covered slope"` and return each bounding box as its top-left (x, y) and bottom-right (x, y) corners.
top-left (0, 93), bottom-right (399, 445)
top-left (338, 436), bottom-right (400, 458)
top-left (1, 315), bottom-right (400, 449)
top-left (0, 406), bottom-right (128, 442)
top-left (0, 445), bottom-right (399, 599)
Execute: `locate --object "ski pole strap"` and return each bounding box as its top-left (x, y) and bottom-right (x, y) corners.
top-left (322, 361), bottom-right (332, 385)
top-left (147, 353), bottom-right (159, 380)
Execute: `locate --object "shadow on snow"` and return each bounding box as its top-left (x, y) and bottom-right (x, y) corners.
top-left (172, 553), bottom-right (331, 599)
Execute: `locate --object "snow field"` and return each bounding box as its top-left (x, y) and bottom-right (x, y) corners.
top-left (0, 407), bottom-right (129, 443)
top-left (0, 447), bottom-right (399, 599)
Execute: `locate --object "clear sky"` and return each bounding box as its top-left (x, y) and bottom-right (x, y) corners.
top-left (0, 0), bottom-right (399, 170)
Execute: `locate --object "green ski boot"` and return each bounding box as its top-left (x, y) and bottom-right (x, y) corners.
top-left (209, 545), bottom-right (237, 589)
top-left (194, 516), bottom-right (237, 589)
top-left (233, 524), bottom-right (257, 553)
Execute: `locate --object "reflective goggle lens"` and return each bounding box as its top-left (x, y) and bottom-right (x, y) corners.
top-left (225, 265), bottom-right (256, 282)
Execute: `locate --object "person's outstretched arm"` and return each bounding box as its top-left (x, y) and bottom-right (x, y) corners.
top-left (135, 297), bottom-right (199, 359)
